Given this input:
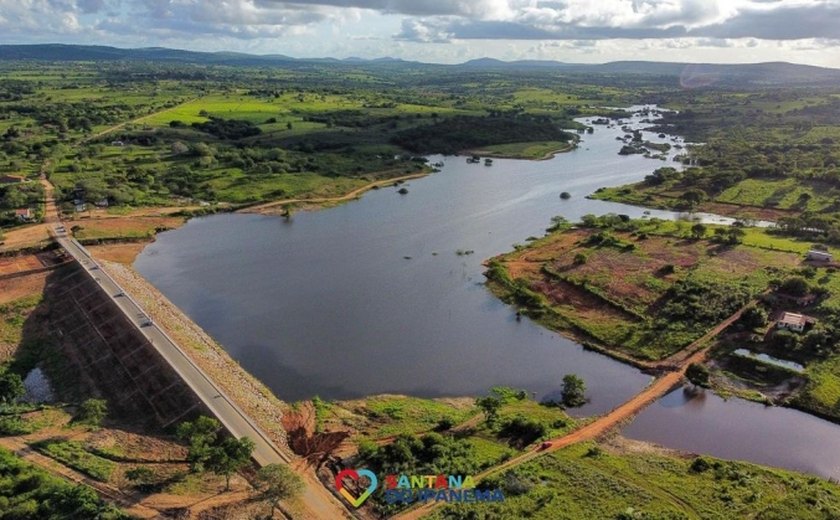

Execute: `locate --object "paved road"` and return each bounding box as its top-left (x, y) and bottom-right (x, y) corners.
top-left (54, 231), bottom-right (289, 466)
top-left (54, 230), bottom-right (353, 519)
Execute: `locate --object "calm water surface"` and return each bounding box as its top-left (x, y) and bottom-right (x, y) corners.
top-left (136, 107), bottom-right (840, 478)
top-left (137, 108), bottom-right (685, 412)
top-left (625, 387), bottom-right (840, 479)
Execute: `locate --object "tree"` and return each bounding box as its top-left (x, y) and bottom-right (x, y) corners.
top-left (740, 306), bottom-right (769, 329)
top-left (574, 252), bottom-right (588, 265)
top-left (779, 276), bottom-right (809, 297)
top-left (475, 395), bottom-right (502, 425)
top-left (680, 188), bottom-right (706, 207)
top-left (726, 227), bottom-right (745, 245)
top-left (177, 416), bottom-right (222, 471)
top-left (256, 464), bottom-right (304, 518)
top-left (690, 223), bottom-right (706, 240)
top-left (0, 370), bottom-right (24, 405)
top-left (77, 398), bottom-right (107, 427)
top-left (561, 374), bottom-right (586, 408)
top-left (686, 363), bottom-right (710, 388)
top-left (207, 437), bottom-right (255, 491)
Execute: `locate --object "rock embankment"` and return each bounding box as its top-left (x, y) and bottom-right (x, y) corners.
top-left (101, 260), bottom-right (290, 453)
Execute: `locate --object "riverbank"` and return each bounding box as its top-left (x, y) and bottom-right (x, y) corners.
top-left (463, 140), bottom-right (577, 161)
top-left (486, 218), bottom-right (798, 362)
top-left (423, 434), bottom-right (840, 519)
top-left (51, 168), bottom-right (434, 265)
top-left (487, 215), bottom-right (840, 426)
top-left (239, 169), bottom-right (432, 215)
top-left (590, 184), bottom-right (796, 223)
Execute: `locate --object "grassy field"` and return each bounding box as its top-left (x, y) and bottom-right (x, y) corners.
top-left (0, 448), bottom-right (126, 518)
top-left (716, 178), bottom-right (837, 212)
top-left (595, 177), bottom-right (838, 220)
top-left (2, 61), bottom-right (620, 229)
top-left (332, 395), bottom-right (479, 440)
top-left (488, 220), bottom-right (801, 360)
top-left (32, 439), bottom-right (117, 482)
top-left (467, 140), bottom-right (576, 160)
top-left (0, 294), bottom-right (41, 351)
top-left (429, 440), bottom-right (840, 520)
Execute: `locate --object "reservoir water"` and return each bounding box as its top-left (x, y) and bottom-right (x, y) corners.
top-left (624, 387), bottom-right (840, 479)
top-left (135, 107), bottom-right (840, 479)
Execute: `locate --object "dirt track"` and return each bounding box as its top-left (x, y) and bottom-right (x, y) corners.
top-left (394, 299), bottom-right (754, 520)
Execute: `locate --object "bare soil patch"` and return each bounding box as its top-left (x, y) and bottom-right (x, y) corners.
top-left (87, 242), bottom-right (149, 264)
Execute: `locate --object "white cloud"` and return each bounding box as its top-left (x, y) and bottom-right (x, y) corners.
top-left (1, 0), bottom-right (840, 66)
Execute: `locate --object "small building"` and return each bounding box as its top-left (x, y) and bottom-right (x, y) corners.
top-left (75, 203), bottom-right (87, 213)
top-left (806, 250), bottom-right (833, 262)
top-left (0, 174), bottom-right (26, 184)
top-left (110, 140), bottom-right (125, 147)
top-left (776, 311), bottom-right (815, 333)
top-left (14, 208), bottom-right (33, 222)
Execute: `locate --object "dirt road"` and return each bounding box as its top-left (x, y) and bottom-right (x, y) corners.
top-left (393, 300), bottom-right (754, 520)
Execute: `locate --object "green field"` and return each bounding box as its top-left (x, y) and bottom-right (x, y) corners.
top-left (430, 441), bottom-right (840, 520)
top-left (32, 439), bottom-right (117, 482)
top-left (1, 60), bottom-right (624, 225)
top-left (468, 140), bottom-right (576, 159)
top-left (0, 448), bottom-right (127, 518)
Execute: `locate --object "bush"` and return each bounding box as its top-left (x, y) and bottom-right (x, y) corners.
top-left (690, 456), bottom-right (712, 473)
top-left (561, 374), bottom-right (587, 408)
top-left (0, 415), bottom-right (33, 435)
top-left (0, 448), bottom-right (126, 518)
top-left (435, 417), bottom-right (455, 432)
top-left (686, 363), bottom-right (710, 388)
top-left (0, 370), bottom-right (25, 405)
top-left (76, 399), bottom-right (107, 428)
top-left (192, 117), bottom-right (261, 139)
top-left (497, 416), bottom-right (546, 449)
top-left (779, 276), bottom-right (809, 296)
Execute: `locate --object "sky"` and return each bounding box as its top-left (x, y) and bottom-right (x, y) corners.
top-left (2, 0), bottom-right (840, 67)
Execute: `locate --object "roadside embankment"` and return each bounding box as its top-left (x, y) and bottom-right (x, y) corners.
top-left (99, 260), bottom-right (292, 454)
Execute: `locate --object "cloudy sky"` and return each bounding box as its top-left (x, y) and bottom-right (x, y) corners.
top-left (2, 0), bottom-right (840, 66)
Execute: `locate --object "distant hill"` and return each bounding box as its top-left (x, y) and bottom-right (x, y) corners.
top-left (459, 57), bottom-right (840, 85)
top-left (0, 44), bottom-right (297, 65)
top-left (2, 43), bottom-right (839, 86)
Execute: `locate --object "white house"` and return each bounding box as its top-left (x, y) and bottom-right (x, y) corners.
top-left (776, 312), bottom-right (814, 333)
top-left (806, 250), bottom-right (833, 262)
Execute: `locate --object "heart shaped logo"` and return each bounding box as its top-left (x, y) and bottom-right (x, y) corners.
top-left (335, 468), bottom-right (378, 507)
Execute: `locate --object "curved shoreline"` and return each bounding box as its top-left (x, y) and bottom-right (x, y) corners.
top-left (237, 170), bottom-right (432, 214)
top-left (463, 141), bottom-right (578, 161)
